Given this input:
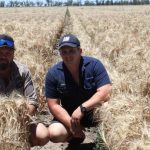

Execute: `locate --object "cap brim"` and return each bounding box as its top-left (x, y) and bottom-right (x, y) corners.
top-left (58, 43), bottom-right (78, 50)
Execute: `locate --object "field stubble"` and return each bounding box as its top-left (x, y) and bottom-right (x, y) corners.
top-left (69, 6), bottom-right (150, 150)
top-left (0, 6), bottom-right (150, 150)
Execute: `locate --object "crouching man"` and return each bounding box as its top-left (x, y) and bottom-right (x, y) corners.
top-left (45, 34), bottom-right (111, 145)
top-left (0, 34), bottom-right (49, 147)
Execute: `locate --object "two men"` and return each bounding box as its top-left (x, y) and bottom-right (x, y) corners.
top-left (45, 34), bottom-right (111, 144)
top-left (0, 34), bottom-right (49, 147)
top-left (0, 33), bottom-right (111, 146)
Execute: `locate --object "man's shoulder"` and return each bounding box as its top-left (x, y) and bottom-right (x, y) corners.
top-left (14, 60), bottom-right (27, 68)
top-left (83, 55), bottom-right (99, 61)
top-left (83, 56), bottom-right (100, 66)
top-left (13, 60), bottom-right (29, 75)
top-left (46, 61), bottom-right (63, 78)
top-left (48, 61), bottom-right (63, 72)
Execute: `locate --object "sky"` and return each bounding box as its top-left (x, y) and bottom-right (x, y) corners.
top-left (3, 0), bottom-right (53, 2)
top-left (1, 0), bottom-right (95, 6)
top-left (3, 0), bottom-right (85, 3)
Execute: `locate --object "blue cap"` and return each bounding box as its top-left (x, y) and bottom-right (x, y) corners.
top-left (58, 34), bottom-right (80, 50)
top-left (0, 34), bottom-right (15, 50)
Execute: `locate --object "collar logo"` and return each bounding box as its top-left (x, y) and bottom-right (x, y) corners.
top-left (62, 36), bottom-right (70, 42)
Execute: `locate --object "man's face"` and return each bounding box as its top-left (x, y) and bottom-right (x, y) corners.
top-left (59, 46), bottom-right (82, 65)
top-left (0, 47), bottom-right (14, 71)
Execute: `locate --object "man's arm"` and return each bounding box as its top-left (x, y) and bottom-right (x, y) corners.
top-left (82, 59), bottom-right (111, 110)
top-left (23, 67), bottom-right (38, 115)
top-left (47, 98), bottom-right (85, 137)
top-left (45, 69), bottom-right (73, 129)
top-left (45, 68), bottom-right (85, 137)
top-left (47, 98), bottom-right (72, 129)
top-left (71, 84), bottom-right (111, 124)
top-left (82, 84), bottom-right (111, 110)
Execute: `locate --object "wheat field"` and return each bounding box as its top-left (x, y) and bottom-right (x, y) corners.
top-left (0, 6), bottom-right (150, 149)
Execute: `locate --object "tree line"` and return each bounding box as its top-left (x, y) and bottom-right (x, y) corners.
top-left (0, 0), bottom-right (149, 7)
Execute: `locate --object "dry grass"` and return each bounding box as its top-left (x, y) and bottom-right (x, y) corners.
top-left (0, 7), bottom-right (66, 149)
top-left (0, 93), bottom-right (29, 150)
top-left (69, 6), bottom-right (150, 150)
top-left (0, 6), bottom-right (150, 150)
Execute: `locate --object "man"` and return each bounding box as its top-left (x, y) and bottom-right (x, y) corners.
top-left (45, 34), bottom-right (111, 144)
top-left (0, 34), bottom-right (49, 146)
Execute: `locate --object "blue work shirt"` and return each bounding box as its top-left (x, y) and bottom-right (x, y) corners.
top-left (45, 56), bottom-right (111, 115)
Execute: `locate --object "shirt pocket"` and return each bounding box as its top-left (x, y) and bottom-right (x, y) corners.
top-left (84, 76), bottom-right (96, 90)
top-left (57, 83), bottom-right (68, 94)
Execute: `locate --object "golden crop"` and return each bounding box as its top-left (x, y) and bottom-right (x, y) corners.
top-left (0, 6), bottom-right (150, 149)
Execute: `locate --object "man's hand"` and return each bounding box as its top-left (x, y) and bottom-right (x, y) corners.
top-left (69, 117), bottom-right (85, 139)
top-left (70, 125), bottom-right (85, 139)
top-left (28, 104), bottom-right (37, 116)
top-left (71, 106), bottom-right (84, 128)
top-left (69, 106), bottom-right (85, 138)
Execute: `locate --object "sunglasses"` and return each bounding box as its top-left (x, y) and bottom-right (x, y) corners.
top-left (0, 39), bottom-right (14, 48)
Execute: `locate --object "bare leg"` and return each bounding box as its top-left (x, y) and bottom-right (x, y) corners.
top-left (29, 123), bottom-right (50, 147)
top-left (48, 122), bottom-right (85, 143)
top-left (48, 122), bottom-right (71, 143)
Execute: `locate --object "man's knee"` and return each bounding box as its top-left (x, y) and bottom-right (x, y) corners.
top-left (29, 123), bottom-right (50, 147)
top-left (49, 123), bottom-right (69, 143)
top-left (36, 123), bottom-right (50, 139)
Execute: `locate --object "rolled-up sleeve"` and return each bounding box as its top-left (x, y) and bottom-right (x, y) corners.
top-left (93, 60), bottom-right (111, 88)
top-left (23, 68), bottom-right (38, 108)
top-left (45, 69), bottom-right (59, 99)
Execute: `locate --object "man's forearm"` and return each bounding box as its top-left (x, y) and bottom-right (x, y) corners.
top-left (82, 84), bottom-right (111, 111)
top-left (49, 104), bottom-right (71, 129)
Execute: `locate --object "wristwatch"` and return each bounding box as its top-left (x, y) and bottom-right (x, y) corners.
top-left (80, 104), bottom-right (87, 113)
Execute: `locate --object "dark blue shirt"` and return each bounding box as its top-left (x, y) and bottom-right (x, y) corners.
top-left (45, 56), bottom-right (111, 115)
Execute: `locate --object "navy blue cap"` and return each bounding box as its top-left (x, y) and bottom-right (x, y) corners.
top-left (58, 34), bottom-right (80, 50)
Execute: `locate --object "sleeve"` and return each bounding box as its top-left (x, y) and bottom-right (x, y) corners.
top-left (45, 69), bottom-right (59, 99)
top-left (23, 68), bottom-right (38, 108)
top-left (93, 60), bottom-right (111, 88)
